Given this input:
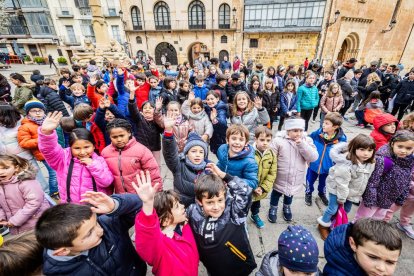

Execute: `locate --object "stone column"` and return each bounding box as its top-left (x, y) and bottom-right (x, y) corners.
top-left (89, 0), bottom-right (110, 50)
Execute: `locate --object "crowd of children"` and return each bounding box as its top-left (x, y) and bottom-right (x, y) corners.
top-left (0, 57), bottom-right (414, 275)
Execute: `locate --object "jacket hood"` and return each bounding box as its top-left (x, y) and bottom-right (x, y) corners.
top-left (39, 85), bottom-right (56, 96)
top-left (329, 142), bottom-right (350, 165)
top-left (316, 127), bottom-right (346, 144)
top-left (42, 250), bottom-right (88, 275)
top-left (256, 250), bottom-right (280, 276)
top-left (10, 162), bottom-right (37, 181)
top-left (373, 113), bottom-right (398, 131)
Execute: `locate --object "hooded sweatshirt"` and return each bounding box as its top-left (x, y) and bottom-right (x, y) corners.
top-left (370, 113), bottom-right (399, 150)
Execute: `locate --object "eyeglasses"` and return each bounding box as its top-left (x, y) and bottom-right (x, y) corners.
top-left (29, 109), bottom-right (44, 114)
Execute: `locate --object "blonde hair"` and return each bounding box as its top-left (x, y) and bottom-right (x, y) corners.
top-left (326, 83), bottom-right (342, 97)
top-left (232, 91), bottom-right (254, 116)
top-left (70, 83), bottom-right (85, 92)
top-left (264, 79), bottom-right (275, 92)
top-left (367, 72), bottom-right (382, 87)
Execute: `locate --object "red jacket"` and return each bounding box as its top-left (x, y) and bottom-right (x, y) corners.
top-left (134, 82), bottom-right (150, 109)
top-left (101, 137), bottom-right (162, 194)
top-left (370, 113), bottom-right (399, 150)
top-left (86, 84), bottom-right (114, 110)
top-left (81, 114), bottom-right (106, 154)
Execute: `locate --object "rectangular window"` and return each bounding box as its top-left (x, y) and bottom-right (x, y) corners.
top-left (25, 13), bottom-right (55, 35)
top-left (111, 25), bottom-right (121, 43)
top-left (249, 38), bottom-right (258, 48)
top-left (80, 19), bottom-right (95, 42)
top-left (19, 0), bottom-right (47, 8)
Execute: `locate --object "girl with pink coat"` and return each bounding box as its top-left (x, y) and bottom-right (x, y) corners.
top-left (38, 112), bottom-right (114, 203)
top-left (0, 154), bottom-right (50, 235)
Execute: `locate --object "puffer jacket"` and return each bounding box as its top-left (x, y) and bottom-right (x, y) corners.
top-left (205, 101), bottom-right (228, 154)
top-left (324, 223), bottom-right (366, 276)
top-left (226, 82), bottom-right (247, 103)
top-left (149, 86), bottom-right (164, 103)
top-left (0, 120), bottom-right (34, 160)
top-left (39, 86), bottom-right (69, 116)
top-left (163, 134), bottom-right (207, 207)
top-left (210, 84), bottom-right (228, 103)
top-left (320, 95), bottom-right (344, 113)
top-left (370, 113), bottom-right (399, 150)
top-left (12, 86), bottom-right (33, 114)
top-left (253, 147), bottom-right (277, 201)
top-left (231, 107), bottom-right (270, 143)
top-left (362, 145), bottom-right (414, 209)
top-left (0, 168), bottom-right (49, 235)
top-left (115, 71), bottom-right (131, 117)
top-left (390, 78), bottom-right (414, 105)
top-left (38, 130), bottom-right (114, 203)
top-left (309, 128), bottom-right (347, 174)
top-left (326, 142), bottom-right (375, 203)
top-left (17, 117), bottom-right (44, 161)
top-left (101, 137), bottom-right (162, 194)
top-left (270, 131), bottom-right (318, 196)
top-left (134, 82), bottom-right (150, 109)
top-left (182, 101), bottom-right (213, 139)
top-left (193, 85), bottom-right (209, 100)
top-left (159, 89), bottom-right (178, 112)
top-left (296, 84), bottom-right (319, 112)
top-left (42, 194), bottom-right (147, 276)
top-left (258, 90), bottom-right (279, 122)
top-left (0, 82), bottom-right (12, 102)
top-left (217, 144), bottom-right (259, 189)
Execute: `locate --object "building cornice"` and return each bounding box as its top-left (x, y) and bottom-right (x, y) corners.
top-left (341, 16), bottom-right (373, 24)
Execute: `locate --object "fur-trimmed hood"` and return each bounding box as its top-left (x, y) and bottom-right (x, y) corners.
top-left (329, 142), bottom-right (350, 165)
top-left (13, 163), bottom-right (37, 182)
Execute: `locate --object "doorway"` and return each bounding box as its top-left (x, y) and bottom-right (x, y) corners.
top-left (155, 42), bottom-right (178, 65)
top-left (336, 32), bottom-right (360, 63)
top-left (188, 42), bottom-right (210, 66)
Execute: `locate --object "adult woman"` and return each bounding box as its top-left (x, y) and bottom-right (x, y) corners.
top-left (0, 73), bottom-right (11, 103)
top-left (10, 73), bottom-right (33, 114)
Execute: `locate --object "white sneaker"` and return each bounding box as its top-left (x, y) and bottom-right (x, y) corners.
top-left (396, 223), bottom-right (414, 239)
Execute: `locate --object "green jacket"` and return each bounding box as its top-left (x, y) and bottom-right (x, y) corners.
top-left (12, 86), bottom-right (33, 115)
top-left (253, 148), bottom-right (277, 201)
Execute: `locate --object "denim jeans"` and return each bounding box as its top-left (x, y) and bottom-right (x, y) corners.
top-left (305, 168), bottom-right (328, 195)
top-left (251, 200), bottom-right (261, 215)
top-left (354, 110), bottom-right (366, 125)
top-left (321, 193), bottom-right (353, 223)
top-left (270, 190), bottom-right (293, 207)
top-left (29, 159), bottom-right (49, 194)
top-left (41, 160), bottom-right (59, 195)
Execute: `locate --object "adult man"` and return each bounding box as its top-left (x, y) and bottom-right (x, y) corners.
top-left (220, 56), bottom-right (232, 72)
top-left (336, 58), bottom-right (357, 80)
top-left (48, 54), bottom-right (57, 69)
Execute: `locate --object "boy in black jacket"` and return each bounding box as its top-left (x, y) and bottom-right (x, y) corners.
top-left (187, 167), bottom-right (257, 276)
top-left (35, 192), bottom-right (147, 276)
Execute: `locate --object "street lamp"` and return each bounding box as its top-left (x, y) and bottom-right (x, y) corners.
top-left (326, 10), bottom-right (340, 27)
top-left (232, 7), bottom-right (237, 24)
top-left (381, 19), bottom-right (397, 33)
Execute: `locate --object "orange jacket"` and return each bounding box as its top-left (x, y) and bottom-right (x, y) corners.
top-left (17, 118), bottom-right (44, 161)
top-left (86, 84), bottom-right (114, 110)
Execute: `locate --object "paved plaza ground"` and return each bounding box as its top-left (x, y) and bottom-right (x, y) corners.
top-left (2, 64), bottom-right (413, 275)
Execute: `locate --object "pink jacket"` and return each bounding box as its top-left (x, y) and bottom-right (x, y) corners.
top-left (0, 170), bottom-right (49, 235)
top-left (135, 210), bottom-right (199, 276)
top-left (320, 95), bottom-right (344, 113)
top-left (101, 138), bottom-right (162, 194)
top-left (38, 129), bottom-right (114, 203)
top-left (270, 131), bottom-right (318, 196)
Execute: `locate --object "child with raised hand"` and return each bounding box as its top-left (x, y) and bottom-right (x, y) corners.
top-left (38, 111), bottom-right (114, 203)
top-left (370, 113), bottom-right (398, 150)
top-left (204, 90), bottom-right (228, 154)
top-left (319, 83), bottom-right (344, 125)
top-left (269, 118), bottom-right (318, 223)
top-left (36, 191), bottom-right (147, 275)
top-left (101, 118), bottom-right (162, 194)
top-left (181, 92), bottom-right (213, 142)
top-left (278, 79), bottom-right (298, 131)
top-left (187, 167), bottom-right (257, 276)
top-left (133, 171), bottom-right (199, 276)
top-left (257, 225), bottom-right (320, 276)
top-left (324, 218), bottom-right (402, 276)
top-left (230, 91), bottom-right (270, 144)
top-left (217, 124), bottom-right (259, 189)
top-left (317, 134), bottom-right (376, 240)
top-left (59, 81), bottom-right (91, 110)
top-left (95, 97), bottom-right (125, 146)
top-left (87, 75), bottom-right (114, 110)
top-left (250, 126), bottom-right (277, 229)
top-left (0, 155), bottom-right (49, 235)
top-left (354, 130), bottom-right (414, 221)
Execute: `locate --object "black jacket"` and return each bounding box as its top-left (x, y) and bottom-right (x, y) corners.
top-left (337, 79), bottom-right (354, 101)
top-left (159, 89), bottom-right (178, 112)
top-left (42, 194), bottom-right (147, 276)
top-left (39, 86), bottom-right (70, 116)
top-left (380, 73), bottom-right (399, 95)
top-left (226, 82), bottom-right (247, 103)
top-left (0, 82), bottom-right (11, 102)
top-left (258, 90), bottom-right (279, 121)
top-left (391, 79), bottom-right (414, 105)
top-left (358, 81), bottom-right (381, 100)
top-left (211, 84), bottom-right (228, 103)
top-left (359, 68), bottom-right (383, 87)
top-left (30, 73), bottom-right (44, 98)
top-left (177, 88), bottom-right (189, 105)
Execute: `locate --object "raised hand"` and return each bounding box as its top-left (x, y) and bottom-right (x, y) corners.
top-left (210, 108), bottom-right (217, 122)
top-left (163, 113), bottom-right (176, 131)
top-left (206, 163), bottom-right (226, 179)
top-left (90, 75), bottom-right (97, 85)
top-left (188, 91), bottom-right (195, 102)
top-left (80, 191), bottom-right (116, 214)
top-left (41, 111), bottom-right (63, 135)
top-left (131, 170), bottom-right (160, 204)
top-left (62, 80), bottom-right (71, 88)
top-left (155, 97), bottom-right (163, 111)
top-left (117, 67), bottom-right (124, 75)
top-left (254, 96), bottom-right (263, 109)
top-left (103, 98), bottom-right (111, 108)
top-left (98, 97), bottom-right (106, 109)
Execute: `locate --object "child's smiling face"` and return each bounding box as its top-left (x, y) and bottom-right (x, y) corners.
top-left (226, 133), bottom-right (248, 156)
top-left (198, 190), bottom-right (226, 218)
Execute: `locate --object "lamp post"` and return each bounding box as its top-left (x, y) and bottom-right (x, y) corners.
top-left (232, 7), bottom-right (237, 24)
top-left (381, 19), bottom-right (397, 33)
top-left (326, 10), bottom-right (340, 27)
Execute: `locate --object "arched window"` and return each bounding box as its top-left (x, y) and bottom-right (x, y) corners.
top-left (221, 35), bottom-right (227, 43)
top-left (131, 6), bottom-right (142, 30)
top-left (136, 36), bottom-right (142, 44)
top-left (219, 4), bottom-right (230, 29)
top-left (154, 2), bottom-right (171, 30)
top-left (188, 1), bottom-right (205, 29)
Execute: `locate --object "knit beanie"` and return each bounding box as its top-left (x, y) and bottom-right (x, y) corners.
top-left (24, 99), bottom-right (46, 113)
top-left (284, 118), bottom-right (305, 131)
top-left (278, 225), bottom-right (319, 273)
top-left (183, 132), bottom-right (208, 158)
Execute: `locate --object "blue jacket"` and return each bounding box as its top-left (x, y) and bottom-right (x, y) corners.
top-left (42, 194), bottom-right (147, 276)
top-left (324, 223), bottom-right (366, 276)
top-left (296, 84), bottom-right (319, 112)
top-left (194, 85), bottom-right (209, 100)
top-left (217, 144), bottom-right (258, 188)
top-left (204, 73), bottom-right (217, 89)
top-left (280, 91), bottom-right (298, 116)
top-left (149, 86), bottom-right (163, 103)
top-left (164, 69), bottom-right (178, 77)
top-left (58, 86), bottom-right (91, 109)
top-left (309, 128), bottom-right (347, 174)
top-left (205, 101), bottom-right (228, 154)
top-left (115, 73), bottom-right (130, 117)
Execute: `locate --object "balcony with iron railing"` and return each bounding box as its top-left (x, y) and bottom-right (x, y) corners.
top-left (0, 25), bottom-right (29, 38)
top-left (61, 35), bottom-right (81, 46)
top-left (56, 7), bottom-right (74, 18)
top-left (78, 7), bottom-right (92, 18)
top-left (125, 19), bottom-right (236, 32)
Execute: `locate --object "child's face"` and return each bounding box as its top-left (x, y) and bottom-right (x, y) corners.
top-left (265, 82), bottom-right (273, 90)
top-left (109, 127), bottom-right (131, 149)
top-left (350, 238), bottom-right (400, 276)
top-left (62, 73), bottom-right (70, 78)
top-left (255, 133), bottom-right (271, 152)
top-left (206, 94), bottom-right (219, 107)
top-left (325, 73), bottom-right (332, 80)
top-left (0, 161), bottom-right (18, 182)
top-left (355, 73), bottom-right (362, 79)
top-left (227, 133), bottom-right (247, 155)
top-left (187, 145), bottom-right (205, 165)
top-left (97, 84), bottom-right (108, 94)
top-left (382, 123), bottom-right (396, 134)
top-left (142, 103), bottom-right (154, 117)
top-left (306, 75), bottom-right (316, 85)
top-left (268, 68), bottom-right (275, 75)
top-left (219, 79), bottom-right (227, 87)
top-left (71, 139), bottom-right (95, 159)
top-left (287, 129), bottom-right (303, 141)
top-left (191, 104), bottom-right (202, 114)
top-left (332, 85), bottom-right (339, 94)
top-left (196, 80), bottom-right (204, 88)
top-left (286, 83), bottom-right (294, 91)
top-left (73, 76), bottom-right (83, 83)
top-left (199, 190), bottom-right (226, 218)
top-left (72, 88), bottom-right (84, 97)
top-left (356, 148), bottom-right (374, 163)
top-left (67, 214), bottom-right (103, 255)
top-left (28, 108), bottom-right (45, 120)
top-left (392, 140), bottom-right (414, 158)
top-left (322, 120), bottom-right (338, 134)
top-left (181, 83), bottom-right (190, 91)
top-left (104, 109), bottom-right (115, 122)
top-left (210, 67), bottom-right (217, 74)
top-left (166, 200), bottom-right (186, 227)
top-left (167, 104), bottom-right (181, 118)
top-left (149, 78), bottom-right (159, 88)
top-left (252, 81), bottom-right (260, 91)
top-left (169, 81), bottom-right (177, 90)
top-left (236, 94), bottom-right (249, 110)
top-left (137, 79), bottom-right (145, 86)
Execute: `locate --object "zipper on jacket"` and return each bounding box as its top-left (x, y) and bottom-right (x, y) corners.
top-left (86, 257), bottom-right (107, 275)
top-left (118, 149), bottom-right (127, 192)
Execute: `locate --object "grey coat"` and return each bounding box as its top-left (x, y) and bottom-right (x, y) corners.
top-left (181, 100), bottom-right (214, 139)
top-left (231, 107), bottom-right (270, 143)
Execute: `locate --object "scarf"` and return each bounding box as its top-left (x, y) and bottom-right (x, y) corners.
top-left (184, 155), bottom-right (207, 171)
top-left (189, 110), bottom-right (206, 120)
top-left (236, 108), bottom-right (245, 116)
top-left (28, 114), bottom-right (46, 126)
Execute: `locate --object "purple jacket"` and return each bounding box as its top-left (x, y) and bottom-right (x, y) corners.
top-left (0, 168), bottom-right (49, 235)
top-left (362, 145), bottom-right (414, 209)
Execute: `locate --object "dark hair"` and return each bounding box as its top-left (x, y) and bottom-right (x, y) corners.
top-left (60, 68), bottom-right (70, 75)
top-left (32, 69), bottom-right (41, 75)
top-left (190, 98), bottom-right (203, 108)
top-left (284, 79), bottom-right (297, 93)
top-left (206, 90), bottom-right (220, 99)
top-left (249, 79), bottom-right (260, 92)
top-left (256, 63), bottom-right (263, 69)
top-left (354, 69), bottom-right (363, 74)
top-left (266, 66), bottom-right (276, 78)
top-left (163, 77), bottom-right (177, 89)
top-left (135, 73), bottom-right (146, 81)
top-left (347, 134), bottom-right (376, 164)
top-left (361, 91), bottom-right (381, 106)
top-left (60, 117), bottom-right (76, 133)
top-left (106, 118), bottom-right (133, 134)
top-left (72, 64), bottom-right (80, 72)
top-left (164, 62), bottom-right (171, 68)
top-left (73, 103), bottom-right (94, 121)
top-left (0, 102), bottom-right (22, 128)
top-left (95, 80), bottom-right (106, 89)
top-left (0, 231), bottom-right (43, 276)
top-left (255, 125), bottom-right (272, 138)
top-left (324, 112), bottom-right (343, 127)
top-left (154, 190), bottom-right (181, 229)
top-left (195, 174), bottom-right (226, 202)
top-left (130, 65), bottom-right (139, 71)
top-left (179, 80), bottom-right (190, 88)
top-left (89, 60), bottom-right (96, 65)
top-left (389, 130), bottom-right (414, 149)
top-left (141, 100), bottom-right (155, 110)
top-left (288, 70), bottom-right (297, 77)
top-left (35, 204), bottom-right (94, 249)
top-left (69, 128), bottom-right (95, 146)
top-left (351, 218), bottom-right (402, 253)
top-left (9, 73), bottom-right (26, 83)
top-left (216, 74), bottom-right (228, 83)
top-left (0, 73), bottom-right (8, 87)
